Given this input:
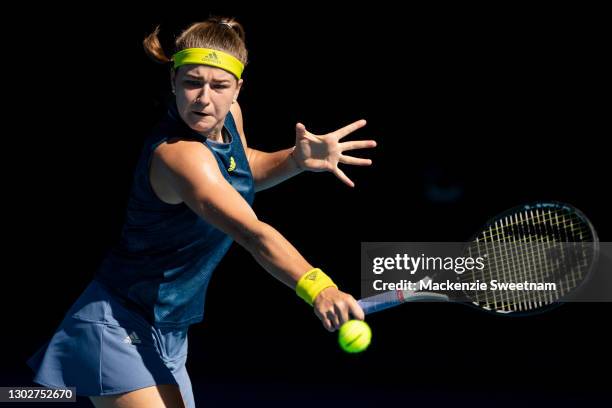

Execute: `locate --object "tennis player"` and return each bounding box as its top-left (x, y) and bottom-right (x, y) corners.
top-left (27, 16), bottom-right (374, 407)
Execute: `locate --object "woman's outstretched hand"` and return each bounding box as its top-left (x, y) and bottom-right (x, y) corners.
top-left (313, 287), bottom-right (365, 332)
top-left (292, 120), bottom-right (376, 187)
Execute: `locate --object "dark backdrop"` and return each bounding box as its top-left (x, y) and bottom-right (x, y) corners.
top-left (5, 4), bottom-right (610, 407)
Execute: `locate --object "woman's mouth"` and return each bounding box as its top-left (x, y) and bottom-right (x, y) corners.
top-left (192, 111), bottom-right (209, 117)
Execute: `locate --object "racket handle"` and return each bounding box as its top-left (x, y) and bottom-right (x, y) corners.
top-left (358, 290), bottom-right (450, 315)
top-left (358, 290), bottom-right (407, 315)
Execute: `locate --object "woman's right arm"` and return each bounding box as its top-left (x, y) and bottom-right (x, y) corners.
top-left (152, 139), bottom-right (364, 330)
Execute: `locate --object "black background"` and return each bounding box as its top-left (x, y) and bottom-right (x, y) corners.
top-left (4, 3), bottom-right (611, 407)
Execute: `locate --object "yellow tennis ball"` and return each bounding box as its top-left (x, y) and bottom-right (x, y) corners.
top-left (338, 320), bottom-right (371, 353)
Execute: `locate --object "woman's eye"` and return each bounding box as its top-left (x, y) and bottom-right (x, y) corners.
top-left (213, 84), bottom-right (229, 89)
top-left (185, 80), bottom-right (201, 86)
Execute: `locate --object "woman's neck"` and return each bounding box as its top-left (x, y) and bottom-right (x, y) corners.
top-left (202, 125), bottom-right (225, 143)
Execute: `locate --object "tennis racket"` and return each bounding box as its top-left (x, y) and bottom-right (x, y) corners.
top-left (358, 202), bottom-right (599, 315)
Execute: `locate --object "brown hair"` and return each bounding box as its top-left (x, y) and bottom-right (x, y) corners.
top-left (143, 16), bottom-right (248, 72)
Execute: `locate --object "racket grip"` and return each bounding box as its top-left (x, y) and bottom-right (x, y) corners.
top-left (358, 290), bottom-right (407, 315)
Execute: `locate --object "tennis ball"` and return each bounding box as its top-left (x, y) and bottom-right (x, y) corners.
top-left (338, 320), bottom-right (371, 353)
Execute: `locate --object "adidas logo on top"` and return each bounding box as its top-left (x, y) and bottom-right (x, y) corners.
top-left (123, 331), bottom-right (142, 344)
top-left (203, 52), bottom-right (220, 62)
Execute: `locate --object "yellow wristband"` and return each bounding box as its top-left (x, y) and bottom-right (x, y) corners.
top-left (295, 268), bottom-right (338, 306)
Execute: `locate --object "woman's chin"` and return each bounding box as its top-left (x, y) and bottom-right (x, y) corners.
top-left (193, 124), bottom-right (212, 132)
top-left (189, 119), bottom-right (214, 133)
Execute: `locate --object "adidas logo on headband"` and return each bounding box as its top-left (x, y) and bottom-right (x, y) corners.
top-left (202, 52), bottom-right (220, 63)
top-left (172, 48), bottom-right (245, 79)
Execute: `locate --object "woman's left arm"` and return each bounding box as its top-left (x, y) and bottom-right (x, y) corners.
top-left (231, 102), bottom-right (376, 192)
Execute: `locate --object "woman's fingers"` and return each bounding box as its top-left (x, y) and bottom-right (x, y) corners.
top-left (334, 119), bottom-right (367, 140)
top-left (348, 297), bottom-right (365, 321)
top-left (313, 290), bottom-right (366, 331)
top-left (332, 167), bottom-right (355, 188)
top-left (334, 302), bottom-right (351, 326)
top-left (339, 154), bottom-right (373, 166)
top-left (321, 316), bottom-right (334, 332)
top-left (295, 122), bottom-right (306, 134)
top-left (326, 310), bottom-right (340, 331)
top-left (339, 140), bottom-right (377, 152)
top-left (315, 307), bottom-right (335, 332)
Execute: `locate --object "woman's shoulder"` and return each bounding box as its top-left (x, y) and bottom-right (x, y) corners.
top-left (153, 137), bottom-right (214, 167)
top-left (149, 137), bottom-right (217, 205)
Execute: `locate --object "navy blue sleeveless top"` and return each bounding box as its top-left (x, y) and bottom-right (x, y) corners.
top-left (95, 102), bottom-right (255, 328)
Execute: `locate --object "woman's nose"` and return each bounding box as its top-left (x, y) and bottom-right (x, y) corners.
top-left (197, 85), bottom-right (211, 105)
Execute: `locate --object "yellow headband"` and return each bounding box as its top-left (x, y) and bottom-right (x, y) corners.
top-left (171, 48), bottom-right (244, 79)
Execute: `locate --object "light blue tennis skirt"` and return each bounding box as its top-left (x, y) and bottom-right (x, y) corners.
top-left (26, 279), bottom-right (195, 408)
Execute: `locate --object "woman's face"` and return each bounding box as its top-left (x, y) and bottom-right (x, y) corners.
top-left (172, 64), bottom-right (242, 137)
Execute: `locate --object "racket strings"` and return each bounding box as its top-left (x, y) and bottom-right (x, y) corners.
top-left (460, 207), bottom-right (595, 313)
